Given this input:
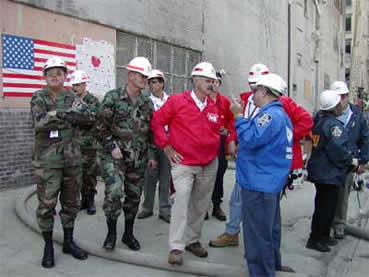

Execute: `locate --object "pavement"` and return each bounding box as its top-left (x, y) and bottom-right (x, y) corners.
top-left (1, 168), bottom-right (369, 277)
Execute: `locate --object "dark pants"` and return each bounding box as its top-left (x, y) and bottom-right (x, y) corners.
top-left (241, 187), bottom-right (281, 277)
top-left (212, 135), bottom-right (228, 205)
top-left (310, 183), bottom-right (339, 242)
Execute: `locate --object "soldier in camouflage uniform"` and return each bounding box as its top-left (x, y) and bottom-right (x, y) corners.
top-left (94, 57), bottom-right (157, 251)
top-left (31, 57), bottom-right (91, 268)
top-left (70, 70), bottom-right (101, 215)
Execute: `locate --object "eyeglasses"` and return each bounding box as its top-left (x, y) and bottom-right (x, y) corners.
top-left (149, 80), bottom-right (163, 84)
top-left (198, 77), bottom-right (216, 84)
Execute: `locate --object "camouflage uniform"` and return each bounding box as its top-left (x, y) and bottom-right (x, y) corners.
top-left (79, 92), bottom-right (100, 197)
top-left (31, 87), bottom-right (93, 232)
top-left (95, 86), bottom-right (157, 220)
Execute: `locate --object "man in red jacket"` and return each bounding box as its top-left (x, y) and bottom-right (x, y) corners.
top-left (151, 62), bottom-right (221, 265)
top-left (209, 64), bottom-right (313, 259)
top-left (207, 72), bottom-right (237, 221)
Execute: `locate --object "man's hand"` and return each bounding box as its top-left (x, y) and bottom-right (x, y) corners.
top-left (227, 141), bottom-right (237, 158)
top-left (48, 110), bottom-right (57, 117)
top-left (164, 145), bottom-right (183, 164)
top-left (112, 146), bottom-right (123, 159)
top-left (230, 101), bottom-right (244, 117)
top-left (220, 127), bottom-right (229, 136)
top-left (148, 160), bottom-right (158, 168)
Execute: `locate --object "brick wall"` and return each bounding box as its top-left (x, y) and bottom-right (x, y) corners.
top-left (0, 109), bottom-right (33, 190)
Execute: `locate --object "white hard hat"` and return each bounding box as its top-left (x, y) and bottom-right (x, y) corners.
top-left (249, 63), bottom-right (269, 83)
top-left (125, 56), bottom-right (152, 77)
top-left (330, 81), bottom-right (349, 95)
top-left (191, 62), bottom-right (217, 80)
top-left (148, 69), bottom-right (165, 81)
top-left (255, 73), bottom-right (287, 96)
top-left (69, 70), bottom-right (88, 85)
top-left (43, 57), bottom-right (67, 73)
top-left (320, 90), bottom-right (341, 111)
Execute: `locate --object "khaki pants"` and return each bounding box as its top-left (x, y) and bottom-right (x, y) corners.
top-left (334, 172), bottom-right (354, 227)
top-left (168, 158), bottom-right (218, 250)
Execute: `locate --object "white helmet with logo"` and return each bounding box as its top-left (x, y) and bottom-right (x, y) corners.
top-left (125, 57), bottom-right (152, 77)
top-left (43, 57), bottom-right (67, 73)
top-left (69, 70), bottom-right (88, 85)
top-left (255, 73), bottom-right (287, 97)
top-left (330, 81), bottom-right (349, 95)
top-left (320, 90), bottom-right (341, 111)
top-left (249, 63), bottom-right (269, 86)
top-left (148, 69), bottom-right (165, 81)
top-left (191, 62), bottom-right (217, 80)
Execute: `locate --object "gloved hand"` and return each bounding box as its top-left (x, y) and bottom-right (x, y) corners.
top-left (47, 110), bottom-right (57, 117)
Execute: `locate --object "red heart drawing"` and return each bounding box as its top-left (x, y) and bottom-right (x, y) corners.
top-left (91, 56), bottom-right (101, 67)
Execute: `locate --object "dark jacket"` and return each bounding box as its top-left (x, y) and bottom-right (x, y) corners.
top-left (308, 112), bottom-right (353, 185)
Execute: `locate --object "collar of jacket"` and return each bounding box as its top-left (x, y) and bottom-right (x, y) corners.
top-left (258, 100), bottom-right (282, 113)
top-left (183, 90), bottom-right (216, 108)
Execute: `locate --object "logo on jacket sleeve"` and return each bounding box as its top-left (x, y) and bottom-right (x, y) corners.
top-left (207, 112), bottom-right (218, 123)
top-left (331, 126), bottom-right (343, 137)
top-left (286, 126), bottom-right (293, 143)
top-left (257, 113), bottom-right (272, 127)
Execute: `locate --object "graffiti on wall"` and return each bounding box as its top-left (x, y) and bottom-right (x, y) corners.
top-left (76, 38), bottom-right (115, 100)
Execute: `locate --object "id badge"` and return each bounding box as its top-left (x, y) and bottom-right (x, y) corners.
top-left (49, 130), bottom-right (59, 138)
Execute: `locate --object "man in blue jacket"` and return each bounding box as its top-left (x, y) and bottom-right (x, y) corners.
top-left (230, 73), bottom-right (293, 277)
top-left (307, 90), bottom-right (357, 252)
top-left (320, 81), bottom-right (369, 239)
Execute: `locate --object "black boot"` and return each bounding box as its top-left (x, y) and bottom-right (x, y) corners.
top-left (86, 192), bottom-right (96, 215)
top-left (212, 204), bottom-right (226, 221)
top-left (122, 219), bottom-right (140, 251)
top-left (80, 193), bottom-right (88, 210)
top-left (103, 218), bottom-right (117, 250)
top-left (62, 228), bottom-right (88, 260)
top-left (41, 231), bottom-right (55, 268)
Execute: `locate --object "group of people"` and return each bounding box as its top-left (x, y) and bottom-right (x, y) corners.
top-left (30, 54), bottom-right (368, 277)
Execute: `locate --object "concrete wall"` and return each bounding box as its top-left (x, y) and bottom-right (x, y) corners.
top-left (10, 0), bottom-right (345, 113)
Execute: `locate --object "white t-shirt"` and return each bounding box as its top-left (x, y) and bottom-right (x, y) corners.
top-left (244, 94), bottom-right (260, 119)
top-left (150, 92), bottom-right (169, 111)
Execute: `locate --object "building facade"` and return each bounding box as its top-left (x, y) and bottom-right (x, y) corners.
top-left (0, 0), bottom-right (345, 188)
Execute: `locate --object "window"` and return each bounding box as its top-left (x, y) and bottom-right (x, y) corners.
top-left (116, 31), bottom-right (202, 94)
top-left (346, 15), bottom-right (352, 32)
top-left (346, 0), bottom-right (352, 7)
top-left (345, 39), bottom-right (352, 54)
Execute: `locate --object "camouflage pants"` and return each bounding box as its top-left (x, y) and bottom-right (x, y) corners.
top-left (81, 148), bottom-right (98, 196)
top-left (101, 152), bottom-right (147, 220)
top-left (34, 166), bottom-right (82, 232)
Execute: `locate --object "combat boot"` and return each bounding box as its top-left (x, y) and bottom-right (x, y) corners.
top-left (212, 204), bottom-right (226, 221)
top-left (62, 228), bottom-right (88, 260)
top-left (122, 219), bottom-right (141, 251)
top-left (103, 218), bottom-right (117, 250)
top-left (86, 192), bottom-right (96, 215)
top-left (41, 231), bottom-right (55, 268)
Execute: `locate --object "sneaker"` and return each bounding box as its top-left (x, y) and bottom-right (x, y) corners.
top-left (185, 242), bottom-right (208, 258)
top-left (306, 239), bottom-right (330, 252)
top-left (322, 236), bottom-right (338, 246)
top-left (168, 249), bottom-right (183, 265)
top-left (209, 233), bottom-right (239, 247)
top-left (137, 211), bottom-right (153, 219)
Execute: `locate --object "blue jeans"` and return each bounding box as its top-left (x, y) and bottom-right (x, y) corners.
top-left (225, 182), bottom-right (242, 234)
top-left (241, 187), bottom-right (281, 277)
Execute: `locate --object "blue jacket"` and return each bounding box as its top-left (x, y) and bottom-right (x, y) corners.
top-left (315, 104), bottom-right (369, 164)
top-left (308, 112), bottom-right (353, 185)
top-left (235, 101), bottom-right (293, 194)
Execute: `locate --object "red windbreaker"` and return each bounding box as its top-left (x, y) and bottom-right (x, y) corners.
top-left (240, 91), bottom-right (313, 170)
top-left (151, 90), bottom-right (220, 166)
top-left (215, 92), bottom-right (237, 147)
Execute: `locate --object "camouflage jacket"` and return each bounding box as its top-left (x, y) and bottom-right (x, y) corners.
top-left (31, 86), bottom-right (93, 168)
top-left (94, 86), bottom-right (158, 163)
top-left (79, 91), bottom-right (101, 150)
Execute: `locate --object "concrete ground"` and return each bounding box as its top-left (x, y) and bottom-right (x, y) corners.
top-left (1, 168), bottom-right (369, 276)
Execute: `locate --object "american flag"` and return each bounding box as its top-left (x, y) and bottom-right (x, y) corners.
top-left (2, 34), bottom-right (76, 97)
